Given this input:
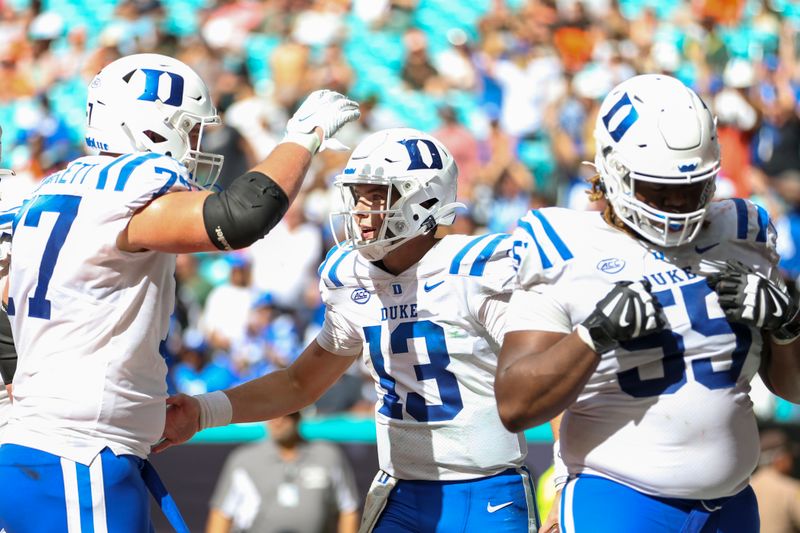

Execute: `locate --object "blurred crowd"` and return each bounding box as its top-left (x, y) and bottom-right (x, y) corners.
top-left (2, 0), bottom-right (800, 420)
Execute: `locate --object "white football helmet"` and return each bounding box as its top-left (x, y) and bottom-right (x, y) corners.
top-left (594, 74), bottom-right (720, 247)
top-left (86, 53), bottom-right (224, 189)
top-left (330, 128), bottom-right (464, 261)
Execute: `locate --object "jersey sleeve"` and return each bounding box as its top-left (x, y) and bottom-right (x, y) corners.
top-left (316, 305), bottom-right (363, 356)
top-left (111, 153), bottom-right (194, 216)
top-left (512, 208), bottom-right (575, 290)
top-left (505, 286), bottom-right (573, 334)
top-left (726, 199), bottom-right (780, 268)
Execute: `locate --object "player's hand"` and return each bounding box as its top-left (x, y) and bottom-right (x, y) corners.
top-left (538, 489), bottom-right (561, 533)
top-left (576, 280), bottom-right (666, 354)
top-left (286, 90), bottom-right (360, 152)
top-left (153, 393), bottom-right (201, 453)
top-left (707, 260), bottom-right (799, 340)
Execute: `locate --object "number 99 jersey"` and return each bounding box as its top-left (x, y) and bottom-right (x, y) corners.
top-left (316, 233), bottom-right (527, 481)
top-left (507, 200), bottom-right (779, 500)
top-left (4, 153), bottom-right (194, 465)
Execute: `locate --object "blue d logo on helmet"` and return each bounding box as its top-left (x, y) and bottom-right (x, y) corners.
top-left (601, 92), bottom-right (639, 142)
top-left (137, 69), bottom-right (185, 107)
top-left (398, 139), bottom-right (444, 171)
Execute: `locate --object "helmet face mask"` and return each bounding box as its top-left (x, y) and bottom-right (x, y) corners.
top-left (594, 74), bottom-right (720, 247)
top-left (330, 128), bottom-right (463, 261)
top-left (87, 53), bottom-right (224, 190)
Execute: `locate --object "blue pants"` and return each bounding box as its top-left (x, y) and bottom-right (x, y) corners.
top-left (374, 467), bottom-right (539, 532)
top-left (561, 474), bottom-right (759, 533)
top-left (0, 444), bottom-right (153, 533)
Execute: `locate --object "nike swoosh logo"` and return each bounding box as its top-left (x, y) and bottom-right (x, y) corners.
top-left (424, 280), bottom-right (444, 292)
top-left (695, 242), bottom-right (719, 254)
top-left (487, 501), bottom-right (514, 513)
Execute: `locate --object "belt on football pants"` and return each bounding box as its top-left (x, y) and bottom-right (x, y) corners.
top-left (141, 459), bottom-right (190, 533)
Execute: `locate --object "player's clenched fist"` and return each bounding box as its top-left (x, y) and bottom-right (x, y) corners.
top-left (576, 280), bottom-right (666, 354)
top-left (707, 260), bottom-right (800, 344)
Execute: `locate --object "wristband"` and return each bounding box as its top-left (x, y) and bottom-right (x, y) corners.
top-left (195, 390), bottom-right (232, 430)
top-left (575, 324), bottom-right (597, 352)
top-left (280, 131), bottom-right (321, 155)
top-left (552, 439), bottom-right (569, 490)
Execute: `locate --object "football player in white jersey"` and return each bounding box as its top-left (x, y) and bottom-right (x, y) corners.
top-left (158, 128), bottom-right (540, 532)
top-left (0, 54), bottom-right (359, 533)
top-left (0, 125), bottom-right (16, 432)
top-left (495, 74), bottom-right (800, 533)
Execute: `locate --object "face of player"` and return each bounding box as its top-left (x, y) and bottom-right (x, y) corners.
top-left (351, 183), bottom-right (391, 243)
top-left (633, 180), bottom-right (710, 215)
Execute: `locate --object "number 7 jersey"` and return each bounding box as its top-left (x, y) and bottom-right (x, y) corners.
top-left (316, 234), bottom-right (527, 481)
top-left (509, 201), bottom-right (778, 500)
top-left (4, 153), bottom-right (193, 465)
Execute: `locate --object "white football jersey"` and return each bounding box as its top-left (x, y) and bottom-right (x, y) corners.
top-left (3, 153), bottom-right (194, 465)
top-left (316, 233), bottom-right (527, 481)
top-left (507, 200), bottom-right (777, 499)
top-left (0, 200), bottom-right (18, 433)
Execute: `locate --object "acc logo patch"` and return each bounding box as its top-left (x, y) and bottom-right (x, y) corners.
top-left (351, 288), bottom-right (370, 304)
top-left (597, 258), bottom-right (626, 274)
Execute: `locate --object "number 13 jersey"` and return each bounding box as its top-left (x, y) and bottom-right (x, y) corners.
top-left (508, 200), bottom-right (779, 500)
top-left (316, 234), bottom-right (526, 481)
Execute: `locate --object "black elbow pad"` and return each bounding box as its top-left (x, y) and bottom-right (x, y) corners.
top-left (202, 171), bottom-right (290, 250)
top-left (0, 309), bottom-right (16, 385)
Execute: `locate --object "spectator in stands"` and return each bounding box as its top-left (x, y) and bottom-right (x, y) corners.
top-left (249, 194), bottom-right (324, 312)
top-left (207, 411), bottom-right (360, 533)
top-left (751, 428), bottom-right (800, 533)
top-left (172, 329), bottom-right (237, 395)
top-left (200, 255), bottom-right (254, 353)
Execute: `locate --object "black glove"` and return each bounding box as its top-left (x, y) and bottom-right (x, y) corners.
top-left (707, 260), bottom-right (800, 344)
top-left (576, 280), bottom-right (666, 354)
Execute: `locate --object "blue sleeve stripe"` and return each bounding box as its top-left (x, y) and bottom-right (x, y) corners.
top-left (449, 235), bottom-right (489, 274)
top-left (755, 204), bottom-right (769, 243)
top-left (518, 219), bottom-right (553, 269)
top-left (0, 212), bottom-right (15, 227)
top-left (152, 167), bottom-right (179, 198)
top-left (531, 210), bottom-right (573, 260)
top-left (469, 233), bottom-right (509, 276)
top-left (96, 154), bottom-right (135, 190)
top-left (114, 153), bottom-right (163, 191)
top-left (326, 249), bottom-right (352, 287)
top-left (733, 198), bottom-right (748, 240)
top-left (318, 244), bottom-right (342, 276)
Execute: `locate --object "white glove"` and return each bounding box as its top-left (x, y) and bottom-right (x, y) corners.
top-left (282, 90), bottom-right (360, 154)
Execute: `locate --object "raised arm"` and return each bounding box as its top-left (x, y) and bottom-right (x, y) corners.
top-left (120, 90), bottom-right (359, 254)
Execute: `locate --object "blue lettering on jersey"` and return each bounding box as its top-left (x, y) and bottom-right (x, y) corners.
top-left (364, 320), bottom-right (464, 422)
top-left (380, 304), bottom-right (418, 321)
top-left (392, 283), bottom-right (402, 295)
top-left (642, 266), bottom-right (698, 287)
top-left (137, 69), bottom-right (185, 107)
top-left (618, 279), bottom-right (751, 397)
top-left (351, 288), bottom-right (370, 304)
top-left (597, 258), bottom-right (625, 274)
top-left (10, 195), bottom-right (82, 320)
